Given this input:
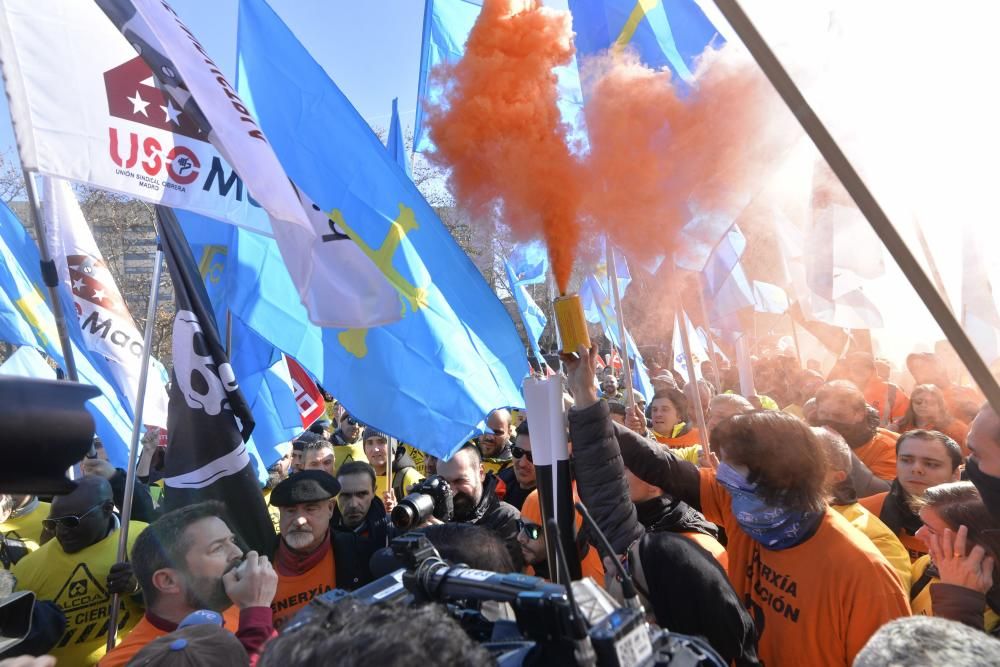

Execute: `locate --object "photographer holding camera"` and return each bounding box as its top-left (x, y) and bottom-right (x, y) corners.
top-left (392, 444), bottom-right (521, 567)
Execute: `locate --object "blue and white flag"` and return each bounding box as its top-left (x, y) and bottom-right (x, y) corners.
top-left (504, 257), bottom-right (547, 365)
top-left (0, 346), bottom-right (56, 380)
top-left (214, 0), bottom-right (527, 460)
top-left (569, 0), bottom-right (722, 84)
top-left (387, 97), bottom-right (412, 180)
top-left (581, 274), bottom-right (653, 400)
top-left (0, 201), bottom-right (133, 466)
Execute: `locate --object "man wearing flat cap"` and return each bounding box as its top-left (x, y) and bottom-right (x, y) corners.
top-left (268, 470), bottom-right (342, 630)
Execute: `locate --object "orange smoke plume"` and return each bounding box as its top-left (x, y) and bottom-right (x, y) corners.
top-left (579, 47), bottom-right (798, 268)
top-left (426, 0), bottom-right (581, 293)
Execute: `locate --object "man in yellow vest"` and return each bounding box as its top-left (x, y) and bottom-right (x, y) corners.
top-left (13, 476), bottom-right (146, 666)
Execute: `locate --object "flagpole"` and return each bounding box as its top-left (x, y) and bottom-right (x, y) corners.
top-left (22, 170), bottom-right (77, 382)
top-left (386, 435), bottom-right (394, 517)
top-left (696, 278), bottom-right (722, 390)
top-left (671, 262), bottom-right (710, 445)
top-left (711, 0), bottom-right (1000, 413)
top-left (106, 243), bottom-right (164, 651)
top-left (225, 310), bottom-right (233, 357)
top-left (788, 311), bottom-right (804, 367)
top-left (606, 243), bottom-right (635, 408)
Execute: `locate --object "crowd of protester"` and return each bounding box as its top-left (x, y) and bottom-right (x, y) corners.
top-left (3, 344), bottom-right (1000, 666)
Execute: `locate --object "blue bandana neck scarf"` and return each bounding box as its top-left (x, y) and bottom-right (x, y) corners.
top-left (715, 462), bottom-right (822, 550)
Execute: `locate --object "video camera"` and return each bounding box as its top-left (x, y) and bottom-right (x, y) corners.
top-left (390, 475), bottom-right (454, 530)
top-left (289, 531), bottom-right (726, 667)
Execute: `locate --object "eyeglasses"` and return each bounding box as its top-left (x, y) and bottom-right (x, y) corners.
top-left (42, 503), bottom-right (106, 532)
top-left (517, 519), bottom-right (542, 540)
top-left (511, 446), bottom-right (533, 463)
top-left (344, 417), bottom-right (358, 426)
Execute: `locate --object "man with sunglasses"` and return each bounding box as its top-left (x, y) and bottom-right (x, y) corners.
top-left (330, 412), bottom-right (366, 473)
top-left (12, 476), bottom-right (147, 666)
top-left (479, 409), bottom-right (514, 463)
top-left (498, 420), bottom-right (536, 511)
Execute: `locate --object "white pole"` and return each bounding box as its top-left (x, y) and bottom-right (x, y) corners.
top-left (23, 171), bottom-right (78, 382)
top-left (106, 244), bottom-right (164, 651)
top-left (606, 243), bottom-right (635, 409)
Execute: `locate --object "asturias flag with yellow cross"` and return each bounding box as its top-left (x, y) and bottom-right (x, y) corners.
top-left (0, 201), bottom-right (134, 465)
top-left (569, 0), bottom-right (722, 83)
top-left (189, 0), bottom-right (526, 460)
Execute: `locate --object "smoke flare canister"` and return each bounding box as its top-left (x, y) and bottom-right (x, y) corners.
top-left (554, 294), bottom-right (590, 354)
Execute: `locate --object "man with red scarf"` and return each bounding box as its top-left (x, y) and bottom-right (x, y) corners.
top-left (268, 471), bottom-right (341, 630)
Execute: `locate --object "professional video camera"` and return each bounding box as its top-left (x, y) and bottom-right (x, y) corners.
top-left (289, 521), bottom-right (726, 666)
top-left (0, 376), bottom-right (102, 658)
top-left (390, 475), bottom-right (454, 530)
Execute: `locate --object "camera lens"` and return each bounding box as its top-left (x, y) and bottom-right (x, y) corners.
top-left (391, 503), bottom-right (418, 530)
top-left (391, 492), bottom-right (436, 530)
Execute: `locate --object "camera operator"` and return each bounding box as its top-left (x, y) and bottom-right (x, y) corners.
top-left (435, 443), bottom-right (522, 568)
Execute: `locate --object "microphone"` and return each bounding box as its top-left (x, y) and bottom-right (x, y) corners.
top-left (575, 500), bottom-right (643, 612)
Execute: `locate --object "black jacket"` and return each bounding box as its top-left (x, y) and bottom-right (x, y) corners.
top-left (634, 495), bottom-right (719, 540)
top-left (330, 497), bottom-right (394, 590)
top-left (462, 473), bottom-right (521, 568)
top-left (109, 468), bottom-right (156, 524)
top-left (497, 466), bottom-right (533, 511)
top-left (566, 398), bottom-right (644, 553)
top-left (569, 400), bottom-right (760, 665)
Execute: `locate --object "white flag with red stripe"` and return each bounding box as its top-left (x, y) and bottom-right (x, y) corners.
top-left (41, 175), bottom-right (169, 428)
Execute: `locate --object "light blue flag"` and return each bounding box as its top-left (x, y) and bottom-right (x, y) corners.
top-left (698, 223), bottom-right (754, 331)
top-left (387, 97), bottom-right (412, 180)
top-left (508, 240), bottom-right (548, 286)
top-left (581, 274), bottom-right (654, 400)
top-left (179, 216), bottom-right (302, 474)
top-left (413, 0), bottom-right (585, 153)
top-left (414, 0), bottom-right (482, 153)
top-left (504, 259), bottom-right (546, 365)
top-left (0, 346), bottom-right (56, 379)
top-left (595, 237), bottom-right (633, 300)
top-left (0, 202), bottom-right (133, 466)
top-left (752, 281), bottom-right (790, 315)
top-left (230, 0), bottom-right (527, 459)
top-left (569, 0), bottom-right (722, 83)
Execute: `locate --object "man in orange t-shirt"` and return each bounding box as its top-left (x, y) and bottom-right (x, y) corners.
top-left (846, 352), bottom-right (909, 425)
top-left (816, 381), bottom-right (899, 480)
top-left (100, 502), bottom-right (276, 667)
top-left (268, 470), bottom-right (341, 631)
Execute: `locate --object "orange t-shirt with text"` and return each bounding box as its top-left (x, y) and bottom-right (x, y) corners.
top-left (270, 546), bottom-right (336, 630)
top-left (99, 606), bottom-right (241, 667)
top-left (698, 468), bottom-right (910, 667)
top-left (853, 429), bottom-right (899, 482)
top-left (858, 492), bottom-right (927, 562)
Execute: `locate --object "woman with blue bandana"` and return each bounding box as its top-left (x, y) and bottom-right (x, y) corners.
top-left (563, 344), bottom-right (911, 667)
